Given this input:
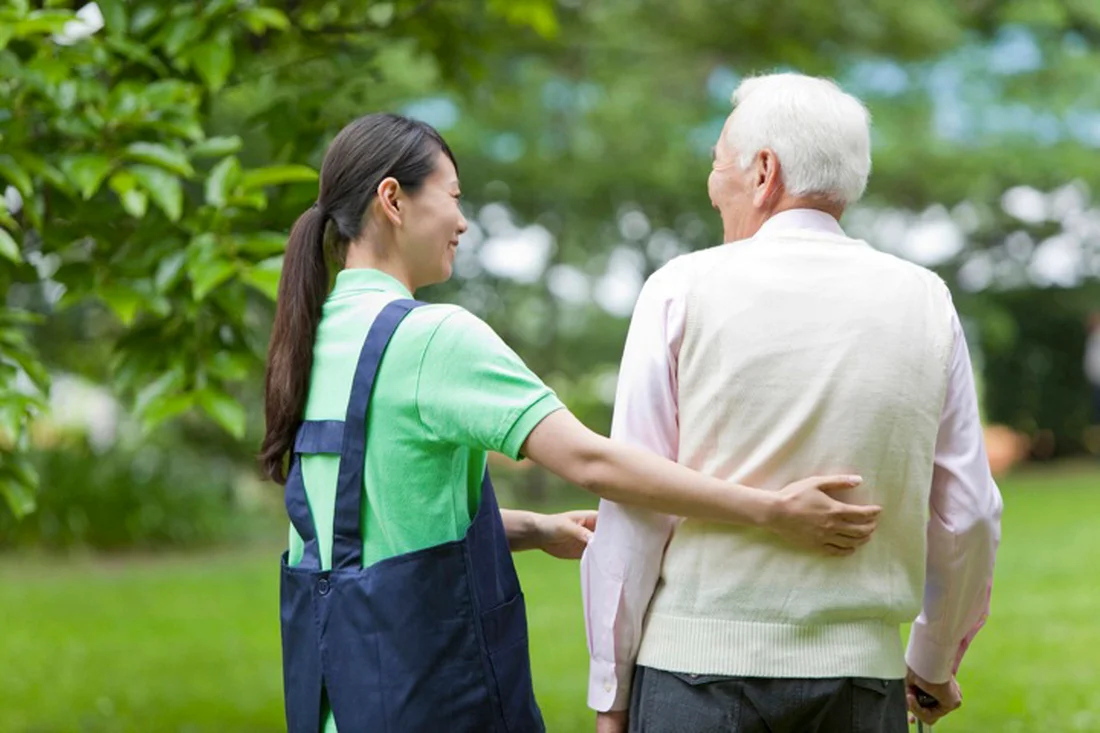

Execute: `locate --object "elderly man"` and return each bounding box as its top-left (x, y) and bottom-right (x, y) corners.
top-left (581, 73), bottom-right (1003, 733)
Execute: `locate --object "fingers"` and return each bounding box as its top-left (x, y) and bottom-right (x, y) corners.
top-left (838, 504), bottom-right (882, 523)
top-left (833, 534), bottom-right (872, 549)
top-left (561, 511), bottom-right (598, 536)
top-left (823, 523), bottom-right (875, 550)
top-left (823, 543), bottom-right (856, 556)
top-left (905, 681), bottom-right (960, 726)
top-left (836, 522), bottom-right (875, 539)
top-left (571, 510), bottom-right (599, 532)
top-left (573, 523), bottom-right (595, 544)
top-left (813, 476), bottom-right (882, 526)
top-left (557, 517), bottom-right (593, 546)
top-left (810, 474), bottom-right (863, 492)
top-left (905, 690), bottom-right (937, 725)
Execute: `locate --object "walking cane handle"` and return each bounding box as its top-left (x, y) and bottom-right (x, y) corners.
top-left (914, 688), bottom-right (938, 731)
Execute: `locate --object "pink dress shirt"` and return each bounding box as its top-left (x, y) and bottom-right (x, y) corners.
top-left (581, 209), bottom-right (1003, 711)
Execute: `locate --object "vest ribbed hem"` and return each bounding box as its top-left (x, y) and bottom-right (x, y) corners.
top-left (636, 614), bottom-right (906, 680)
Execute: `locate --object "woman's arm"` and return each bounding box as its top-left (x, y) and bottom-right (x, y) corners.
top-left (521, 409), bottom-right (880, 554)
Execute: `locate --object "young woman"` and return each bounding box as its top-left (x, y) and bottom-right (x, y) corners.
top-left (261, 113), bottom-right (881, 733)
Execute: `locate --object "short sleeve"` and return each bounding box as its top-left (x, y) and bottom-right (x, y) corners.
top-left (416, 309), bottom-right (564, 459)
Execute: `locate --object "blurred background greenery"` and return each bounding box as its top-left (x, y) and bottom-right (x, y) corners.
top-left (1, 0), bottom-right (1098, 731)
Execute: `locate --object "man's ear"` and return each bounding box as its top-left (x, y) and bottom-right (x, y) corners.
top-left (752, 149), bottom-right (783, 208)
top-left (376, 177), bottom-right (402, 226)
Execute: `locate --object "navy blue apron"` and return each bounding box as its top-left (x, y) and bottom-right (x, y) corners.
top-left (280, 299), bottom-right (545, 733)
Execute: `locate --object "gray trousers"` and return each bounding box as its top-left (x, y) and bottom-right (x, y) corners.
top-left (628, 666), bottom-right (908, 733)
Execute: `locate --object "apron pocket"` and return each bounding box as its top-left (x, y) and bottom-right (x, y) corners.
top-left (481, 592), bottom-right (528, 652)
top-left (481, 594), bottom-right (544, 732)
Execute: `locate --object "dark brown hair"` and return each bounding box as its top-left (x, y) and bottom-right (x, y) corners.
top-left (260, 113), bottom-right (456, 483)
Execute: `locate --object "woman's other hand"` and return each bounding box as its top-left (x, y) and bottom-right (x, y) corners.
top-left (535, 510), bottom-right (598, 560)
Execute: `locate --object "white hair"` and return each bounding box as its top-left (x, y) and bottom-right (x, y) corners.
top-left (726, 73), bottom-right (871, 206)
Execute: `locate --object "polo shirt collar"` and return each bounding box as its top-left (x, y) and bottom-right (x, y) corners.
top-left (755, 208), bottom-right (846, 238)
top-left (331, 268), bottom-right (414, 299)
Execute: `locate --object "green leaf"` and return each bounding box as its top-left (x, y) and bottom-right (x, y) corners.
top-left (0, 199), bottom-right (15, 230)
top-left (20, 192), bottom-right (43, 232)
top-left (0, 328), bottom-right (29, 350)
top-left (240, 256), bottom-right (283, 300)
top-left (105, 37), bottom-right (169, 75)
top-left (236, 231), bottom-right (287, 258)
top-left (21, 157), bottom-right (75, 198)
top-left (0, 228), bottom-right (21, 264)
top-left (0, 328), bottom-right (29, 349)
top-left (488, 0), bottom-right (559, 37)
top-left (242, 7), bottom-right (290, 33)
top-left (98, 285), bottom-right (143, 326)
top-left (7, 344), bottom-right (50, 392)
top-left (130, 5), bottom-right (164, 35)
top-left (207, 351), bottom-right (251, 382)
top-left (0, 155), bottom-right (34, 198)
top-left (0, 25), bottom-right (14, 51)
top-left (0, 458), bottom-right (37, 520)
top-left (239, 165), bottom-right (318, 190)
top-left (130, 165), bottom-right (183, 221)
top-left (96, 0), bottom-right (128, 38)
top-left (60, 155), bottom-right (113, 199)
top-left (139, 79), bottom-right (199, 107)
top-left (228, 190), bottom-right (267, 210)
top-left (119, 188), bottom-right (148, 218)
top-left (205, 156), bottom-right (241, 208)
top-left (108, 170), bottom-right (148, 218)
top-left (147, 117), bottom-right (205, 143)
top-left (199, 0), bottom-right (237, 19)
top-left (13, 10), bottom-right (73, 37)
top-left (124, 142), bottom-right (194, 178)
top-left (154, 251), bottom-right (187, 293)
top-left (6, 0), bottom-right (29, 19)
top-left (197, 388), bottom-right (246, 439)
top-left (134, 367), bottom-right (186, 416)
top-left (142, 392), bottom-right (196, 432)
top-left (190, 136), bottom-right (242, 159)
top-left (189, 257), bottom-right (237, 301)
top-left (190, 33), bottom-right (234, 92)
top-left (0, 309), bottom-right (43, 327)
top-left (158, 17), bottom-right (204, 58)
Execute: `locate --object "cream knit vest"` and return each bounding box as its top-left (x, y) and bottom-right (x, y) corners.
top-left (635, 230), bottom-right (956, 680)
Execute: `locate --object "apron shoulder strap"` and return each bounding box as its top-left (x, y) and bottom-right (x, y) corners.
top-left (331, 298), bottom-right (423, 570)
top-left (285, 420), bottom-right (346, 569)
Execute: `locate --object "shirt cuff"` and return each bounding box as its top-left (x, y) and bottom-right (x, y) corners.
top-left (905, 624), bottom-right (959, 684)
top-left (500, 392), bottom-right (564, 460)
top-left (587, 658), bottom-right (635, 712)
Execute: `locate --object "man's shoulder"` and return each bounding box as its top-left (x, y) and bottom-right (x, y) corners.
top-left (858, 245), bottom-right (952, 297)
top-left (645, 245), bottom-right (731, 292)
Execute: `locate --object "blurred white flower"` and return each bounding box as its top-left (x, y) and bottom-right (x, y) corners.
top-left (53, 3), bottom-right (104, 46)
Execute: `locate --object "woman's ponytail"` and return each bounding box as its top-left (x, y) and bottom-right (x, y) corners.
top-left (260, 204), bottom-right (329, 483)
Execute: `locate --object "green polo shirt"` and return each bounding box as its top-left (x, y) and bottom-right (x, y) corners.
top-left (288, 267), bottom-right (564, 571)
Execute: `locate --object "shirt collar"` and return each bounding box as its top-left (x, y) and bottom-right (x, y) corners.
top-left (330, 268), bottom-right (414, 299)
top-left (754, 208), bottom-right (846, 238)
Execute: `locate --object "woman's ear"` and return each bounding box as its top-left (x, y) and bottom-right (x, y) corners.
top-left (376, 177), bottom-right (402, 226)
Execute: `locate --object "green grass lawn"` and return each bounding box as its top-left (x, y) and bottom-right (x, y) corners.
top-left (2, 464), bottom-right (1098, 732)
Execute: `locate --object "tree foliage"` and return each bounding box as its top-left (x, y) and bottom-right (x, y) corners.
top-left (0, 0), bottom-right (557, 516)
top-left (3, 0), bottom-right (1098, 518)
